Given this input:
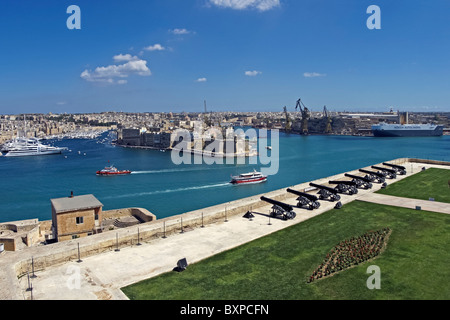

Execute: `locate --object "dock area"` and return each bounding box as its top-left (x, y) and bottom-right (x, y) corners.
top-left (1, 158), bottom-right (449, 300)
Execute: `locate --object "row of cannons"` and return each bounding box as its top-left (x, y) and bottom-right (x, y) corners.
top-left (258, 162), bottom-right (406, 221)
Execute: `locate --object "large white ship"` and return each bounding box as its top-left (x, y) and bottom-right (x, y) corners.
top-left (1, 115), bottom-right (67, 157)
top-left (1, 137), bottom-right (67, 157)
top-left (371, 123), bottom-right (444, 137)
top-left (372, 111), bottom-right (444, 137)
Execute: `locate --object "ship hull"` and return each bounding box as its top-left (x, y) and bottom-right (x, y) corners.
top-left (2, 149), bottom-right (63, 157)
top-left (231, 177), bottom-right (267, 185)
top-left (96, 171), bottom-right (131, 176)
top-left (373, 127), bottom-right (443, 137)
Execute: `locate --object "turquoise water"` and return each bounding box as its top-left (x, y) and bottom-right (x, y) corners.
top-left (0, 131), bottom-right (448, 223)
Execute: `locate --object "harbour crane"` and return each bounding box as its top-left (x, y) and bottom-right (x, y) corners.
top-left (295, 98), bottom-right (310, 135)
top-left (283, 106), bottom-right (292, 132)
top-left (323, 105), bottom-right (332, 134)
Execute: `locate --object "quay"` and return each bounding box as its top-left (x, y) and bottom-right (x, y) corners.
top-left (0, 158), bottom-right (449, 300)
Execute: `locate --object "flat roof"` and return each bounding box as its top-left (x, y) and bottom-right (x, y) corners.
top-left (51, 194), bottom-right (103, 214)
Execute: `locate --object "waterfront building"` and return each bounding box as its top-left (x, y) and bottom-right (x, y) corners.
top-left (51, 193), bottom-right (103, 242)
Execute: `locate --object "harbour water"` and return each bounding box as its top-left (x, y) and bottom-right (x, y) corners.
top-left (1, 131), bottom-right (449, 223)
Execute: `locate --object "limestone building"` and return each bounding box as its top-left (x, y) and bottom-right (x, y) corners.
top-left (51, 193), bottom-right (103, 242)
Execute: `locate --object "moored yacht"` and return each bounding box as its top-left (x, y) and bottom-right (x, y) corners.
top-left (1, 137), bottom-right (67, 157)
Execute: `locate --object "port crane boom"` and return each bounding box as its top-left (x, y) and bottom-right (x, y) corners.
top-left (323, 105), bottom-right (332, 134)
top-left (295, 98), bottom-right (309, 135)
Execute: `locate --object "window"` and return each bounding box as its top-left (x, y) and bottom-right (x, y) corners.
top-left (76, 217), bottom-right (84, 224)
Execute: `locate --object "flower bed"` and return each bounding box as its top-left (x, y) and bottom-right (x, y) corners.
top-left (307, 227), bottom-right (392, 283)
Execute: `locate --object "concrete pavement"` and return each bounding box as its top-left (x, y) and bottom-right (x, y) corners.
top-left (357, 193), bottom-right (450, 215)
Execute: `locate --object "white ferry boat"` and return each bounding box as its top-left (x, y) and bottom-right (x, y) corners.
top-left (230, 170), bottom-right (267, 185)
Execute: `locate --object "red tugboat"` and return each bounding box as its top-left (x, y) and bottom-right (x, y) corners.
top-left (230, 170), bottom-right (267, 185)
top-left (96, 163), bottom-right (131, 176)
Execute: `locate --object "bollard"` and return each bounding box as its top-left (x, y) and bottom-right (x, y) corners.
top-left (201, 212), bottom-right (205, 228)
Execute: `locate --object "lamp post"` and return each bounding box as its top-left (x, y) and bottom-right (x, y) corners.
top-left (115, 233), bottom-right (120, 252)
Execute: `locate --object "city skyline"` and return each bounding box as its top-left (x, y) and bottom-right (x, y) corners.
top-left (1, 0), bottom-right (450, 114)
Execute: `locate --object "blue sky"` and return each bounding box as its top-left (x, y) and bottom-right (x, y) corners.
top-left (0, 0), bottom-right (449, 114)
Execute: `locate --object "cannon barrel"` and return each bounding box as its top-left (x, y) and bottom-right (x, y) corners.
top-left (328, 180), bottom-right (357, 186)
top-left (260, 196), bottom-right (293, 212)
top-left (383, 162), bottom-right (406, 170)
top-left (359, 169), bottom-right (385, 178)
top-left (372, 166), bottom-right (397, 174)
top-left (309, 183), bottom-right (338, 194)
top-left (344, 173), bottom-right (372, 183)
top-left (287, 188), bottom-right (318, 201)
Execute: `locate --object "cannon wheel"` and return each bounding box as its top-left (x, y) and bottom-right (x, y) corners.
top-left (332, 194), bottom-right (341, 202)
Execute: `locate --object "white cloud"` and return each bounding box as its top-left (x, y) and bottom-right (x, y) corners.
top-left (303, 72), bottom-right (326, 78)
top-left (81, 58), bottom-right (151, 85)
top-left (144, 44), bottom-right (165, 51)
top-left (208, 0), bottom-right (280, 11)
top-left (169, 28), bottom-right (193, 35)
top-left (113, 54), bottom-right (140, 62)
top-left (196, 77), bottom-right (208, 82)
top-left (245, 70), bottom-right (262, 76)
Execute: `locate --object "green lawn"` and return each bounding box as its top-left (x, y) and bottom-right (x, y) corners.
top-left (377, 167), bottom-right (450, 203)
top-left (121, 200), bottom-right (450, 300)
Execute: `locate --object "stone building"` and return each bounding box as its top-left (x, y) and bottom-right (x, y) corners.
top-left (51, 193), bottom-right (103, 242)
top-left (116, 128), bottom-right (172, 149)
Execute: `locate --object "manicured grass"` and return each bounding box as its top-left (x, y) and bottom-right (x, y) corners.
top-left (121, 200), bottom-right (450, 300)
top-left (377, 167), bottom-right (450, 203)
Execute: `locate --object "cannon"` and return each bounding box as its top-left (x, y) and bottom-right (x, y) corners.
top-left (383, 162), bottom-right (407, 175)
top-left (260, 196), bottom-right (296, 220)
top-left (371, 166), bottom-right (397, 179)
top-left (344, 173), bottom-right (373, 189)
top-left (359, 169), bottom-right (386, 184)
top-left (309, 183), bottom-right (341, 202)
top-left (328, 180), bottom-right (358, 195)
top-left (287, 188), bottom-right (321, 210)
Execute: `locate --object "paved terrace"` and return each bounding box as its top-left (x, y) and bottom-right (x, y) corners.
top-left (1, 158), bottom-right (449, 300)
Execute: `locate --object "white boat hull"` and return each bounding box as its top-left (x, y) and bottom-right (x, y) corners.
top-left (3, 149), bottom-right (64, 157)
